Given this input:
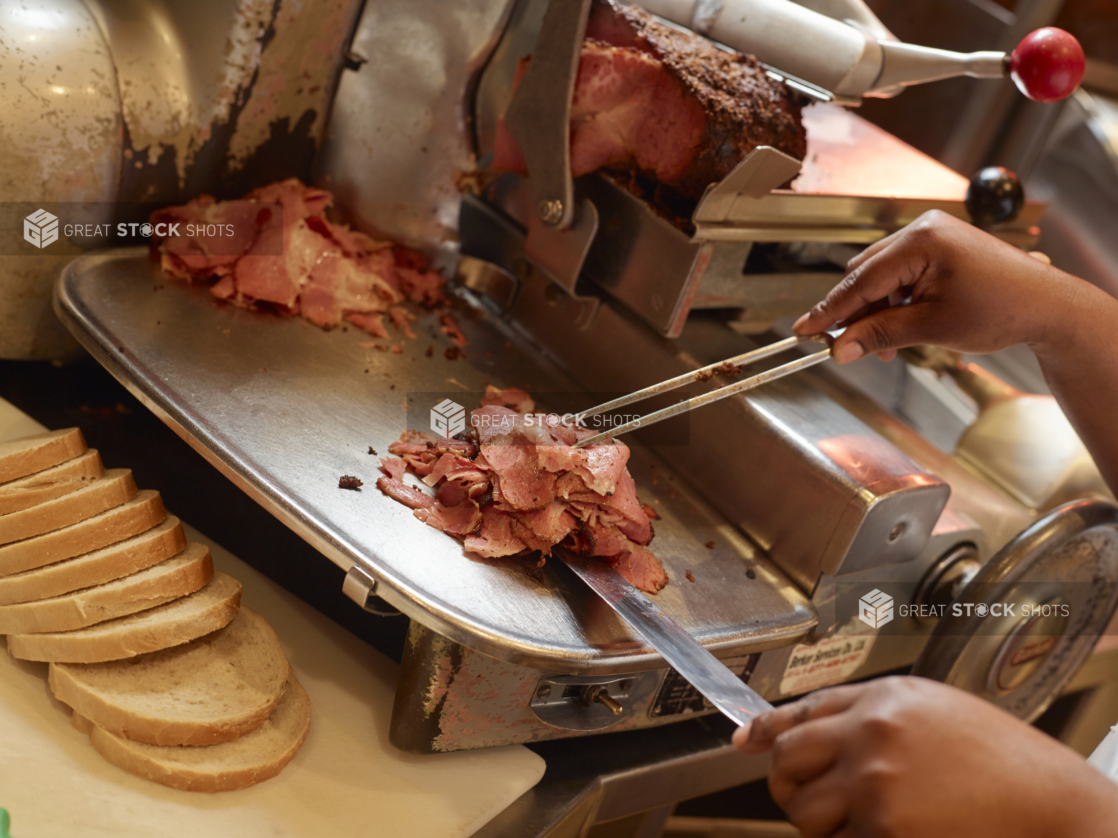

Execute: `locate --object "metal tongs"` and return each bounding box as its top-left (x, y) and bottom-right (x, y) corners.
top-left (573, 332), bottom-right (836, 448)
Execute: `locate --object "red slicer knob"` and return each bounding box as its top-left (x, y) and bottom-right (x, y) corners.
top-left (1009, 27), bottom-right (1085, 103)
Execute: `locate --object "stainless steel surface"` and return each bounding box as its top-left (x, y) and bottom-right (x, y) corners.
top-left (579, 335), bottom-right (818, 419)
top-left (574, 347), bottom-right (833, 448)
top-left (91, 0), bottom-right (359, 204)
top-left (561, 552), bottom-right (774, 724)
top-left (1029, 90), bottom-right (1118, 301)
top-left (54, 249), bottom-right (816, 674)
top-left (576, 173), bottom-right (714, 337)
top-left (0, 0), bottom-right (121, 360)
top-left (503, 0), bottom-right (591, 232)
top-left (692, 147), bottom-right (805, 224)
top-left (955, 395), bottom-right (1114, 513)
top-left (314, 0), bottom-right (515, 253)
top-left (913, 499), bottom-right (1118, 721)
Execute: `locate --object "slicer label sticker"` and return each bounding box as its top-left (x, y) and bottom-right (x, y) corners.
top-left (779, 630), bottom-right (875, 697)
top-left (651, 654), bottom-right (760, 717)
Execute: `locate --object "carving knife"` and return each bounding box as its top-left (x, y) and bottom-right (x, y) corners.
top-left (560, 551), bottom-right (773, 725)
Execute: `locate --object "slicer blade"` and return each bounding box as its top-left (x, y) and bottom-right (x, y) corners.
top-left (560, 551), bottom-right (773, 725)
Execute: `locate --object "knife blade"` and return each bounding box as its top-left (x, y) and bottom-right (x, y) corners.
top-left (559, 551), bottom-right (773, 725)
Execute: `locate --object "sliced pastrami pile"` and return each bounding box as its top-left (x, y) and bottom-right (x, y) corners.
top-left (376, 392), bottom-right (668, 593)
top-left (150, 179), bottom-right (447, 340)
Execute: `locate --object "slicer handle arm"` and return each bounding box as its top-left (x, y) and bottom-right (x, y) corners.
top-left (636, 0), bottom-right (1084, 103)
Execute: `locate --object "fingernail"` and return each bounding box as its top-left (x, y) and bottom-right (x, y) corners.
top-left (792, 313), bottom-right (811, 333)
top-left (834, 340), bottom-right (866, 364)
top-left (732, 722), bottom-right (752, 748)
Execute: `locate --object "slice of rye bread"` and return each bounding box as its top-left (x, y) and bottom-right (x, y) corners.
top-left (0, 543), bottom-right (213, 634)
top-left (0, 449), bottom-right (105, 516)
top-left (0, 490), bottom-right (165, 577)
top-left (0, 516), bottom-right (186, 606)
top-left (7, 572), bottom-right (241, 663)
top-left (82, 676), bottom-right (311, 793)
top-left (49, 606), bottom-right (290, 746)
top-left (0, 429), bottom-right (87, 484)
top-left (0, 469), bottom-right (137, 546)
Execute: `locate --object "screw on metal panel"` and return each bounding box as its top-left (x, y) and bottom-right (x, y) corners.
top-left (538, 199), bottom-right (564, 225)
top-left (888, 522), bottom-right (907, 543)
top-left (536, 684), bottom-right (551, 699)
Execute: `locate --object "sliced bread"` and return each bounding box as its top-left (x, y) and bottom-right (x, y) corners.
top-left (0, 469), bottom-right (137, 546)
top-left (0, 449), bottom-right (105, 516)
top-left (0, 428), bottom-right (87, 484)
top-left (49, 606), bottom-right (289, 746)
top-left (0, 490), bottom-right (165, 577)
top-left (0, 543), bottom-right (213, 634)
top-left (0, 515), bottom-right (186, 606)
top-left (84, 676), bottom-right (310, 793)
top-left (7, 571), bottom-right (241, 663)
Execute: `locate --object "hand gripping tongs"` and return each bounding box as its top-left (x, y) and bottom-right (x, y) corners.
top-left (572, 332), bottom-right (837, 449)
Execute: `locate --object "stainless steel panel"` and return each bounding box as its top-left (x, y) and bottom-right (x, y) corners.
top-left (315, 0), bottom-right (515, 253)
top-left (54, 250), bottom-right (816, 674)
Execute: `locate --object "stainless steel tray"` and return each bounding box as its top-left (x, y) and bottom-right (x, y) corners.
top-left (55, 249), bottom-right (815, 673)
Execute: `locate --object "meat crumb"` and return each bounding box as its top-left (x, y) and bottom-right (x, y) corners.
top-left (445, 346), bottom-right (463, 360)
top-left (640, 502), bottom-right (660, 521)
top-left (368, 447), bottom-right (378, 455)
top-left (425, 346), bottom-right (434, 358)
top-left (745, 567), bottom-right (756, 579)
top-left (694, 362), bottom-right (744, 383)
top-left (339, 475), bottom-right (364, 491)
top-left (704, 540), bottom-right (715, 549)
top-left (685, 570), bottom-right (695, 583)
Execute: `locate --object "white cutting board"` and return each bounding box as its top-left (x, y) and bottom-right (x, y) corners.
top-left (0, 399), bottom-right (545, 838)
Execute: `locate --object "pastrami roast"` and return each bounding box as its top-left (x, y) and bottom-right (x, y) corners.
top-left (376, 390), bottom-right (669, 593)
top-left (492, 0), bottom-right (807, 201)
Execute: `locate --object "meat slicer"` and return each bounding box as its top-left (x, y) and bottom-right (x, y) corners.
top-left (381, 0), bottom-right (1118, 750)
top-left (28, 0), bottom-right (1118, 758)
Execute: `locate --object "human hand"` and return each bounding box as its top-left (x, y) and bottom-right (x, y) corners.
top-left (733, 676), bottom-right (1118, 838)
top-left (793, 210), bottom-right (1080, 365)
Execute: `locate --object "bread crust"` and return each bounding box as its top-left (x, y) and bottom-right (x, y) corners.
top-left (0, 428), bottom-right (86, 484)
top-left (0, 516), bottom-right (186, 606)
top-left (86, 676), bottom-right (311, 793)
top-left (0, 543), bottom-right (213, 634)
top-left (0, 469), bottom-right (138, 546)
top-left (0, 449), bottom-right (105, 516)
top-left (49, 607), bottom-right (290, 746)
top-left (0, 490), bottom-right (166, 577)
top-left (7, 572), bottom-right (241, 662)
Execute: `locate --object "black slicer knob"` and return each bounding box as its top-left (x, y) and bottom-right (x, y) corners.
top-left (965, 167), bottom-right (1025, 229)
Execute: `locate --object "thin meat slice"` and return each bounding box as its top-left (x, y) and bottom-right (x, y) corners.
top-left (465, 507), bottom-right (532, 558)
top-left (376, 477), bottom-right (435, 510)
top-left (415, 499), bottom-right (482, 536)
top-left (608, 542), bottom-right (670, 593)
